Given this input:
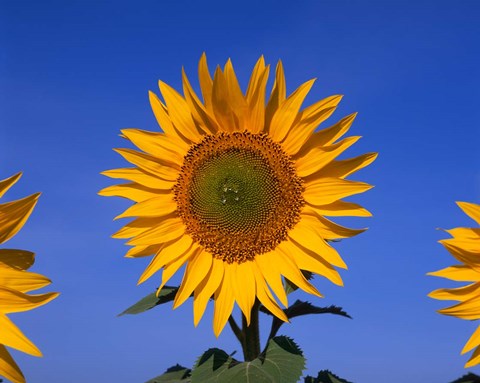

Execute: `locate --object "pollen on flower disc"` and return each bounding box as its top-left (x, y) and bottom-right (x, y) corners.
top-left (173, 131), bottom-right (304, 263)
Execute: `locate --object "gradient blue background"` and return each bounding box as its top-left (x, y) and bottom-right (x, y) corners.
top-left (1, 1), bottom-right (479, 382)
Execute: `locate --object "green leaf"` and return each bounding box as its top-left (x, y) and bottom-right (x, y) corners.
top-left (260, 300), bottom-right (351, 340)
top-left (118, 286), bottom-right (179, 316)
top-left (145, 364), bottom-right (191, 383)
top-left (191, 336), bottom-right (305, 383)
top-left (449, 373), bottom-right (480, 383)
top-left (261, 300), bottom-right (351, 319)
top-left (304, 370), bottom-right (353, 383)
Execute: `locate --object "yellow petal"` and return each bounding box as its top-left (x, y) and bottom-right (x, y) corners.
top-left (159, 81), bottom-right (201, 143)
top-left (440, 241), bottom-right (480, 268)
top-left (314, 152), bottom-right (378, 179)
top-left (224, 59), bottom-right (248, 123)
top-left (198, 53), bottom-right (214, 112)
top-left (428, 282), bottom-right (480, 302)
top-left (251, 261), bottom-right (289, 322)
top-left (114, 149), bottom-right (179, 181)
top-left (114, 194), bottom-right (176, 219)
top-left (442, 238), bottom-right (480, 253)
top-left (211, 67), bottom-right (240, 132)
top-left (0, 250), bottom-right (34, 271)
top-left (294, 112), bottom-right (356, 158)
top-left (276, 246), bottom-right (324, 295)
top-left (99, 183), bottom-right (163, 203)
top-left (158, 245), bottom-right (200, 292)
top-left (246, 56), bottom-right (266, 103)
top-left (438, 294), bottom-right (480, 320)
top-left (458, 201), bottom-right (480, 225)
top-left (113, 218), bottom-right (167, 239)
top-left (301, 94), bottom-right (343, 121)
top-left (0, 173), bottom-right (22, 199)
top-left (283, 97), bottom-right (344, 155)
top-left (307, 200), bottom-right (372, 217)
top-left (301, 209), bottom-right (367, 239)
top-left (182, 68), bottom-right (219, 134)
top-left (137, 235), bottom-right (192, 284)
top-left (0, 193), bottom-right (39, 245)
top-left (0, 267), bottom-right (51, 293)
top-left (288, 218), bottom-right (347, 268)
top-left (246, 66), bottom-right (269, 134)
top-left (446, 227), bottom-right (480, 239)
top-left (304, 178), bottom-right (373, 207)
top-left (269, 79), bottom-right (315, 142)
top-left (427, 265), bottom-right (480, 282)
top-left (173, 249), bottom-right (212, 309)
top-left (279, 241), bottom-right (343, 286)
top-left (0, 287), bottom-right (58, 313)
top-left (193, 258), bottom-right (224, 326)
top-left (0, 313), bottom-right (41, 356)
top-left (127, 218), bottom-right (184, 246)
top-left (125, 244), bottom-right (162, 258)
top-left (0, 344), bottom-right (25, 383)
top-left (101, 168), bottom-right (175, 190)
top-left (255, 252), bottom-right (288, 307)
top-left (265, 60), bottom-right (286, 131)
top-left (149, 91), bottom-right (183, 140)
top-left (213, 263), bottom-right (235, 337)
top-left (121, 128), bottom-right (187, 163)
top-left (462, 325), bottom-right (480, 354)
top-left (295, 136), bottom-right (361, 178)
top-left (231, 261), bottom-right (256, 325)
top-left (465, 345), bottom-right (480, 368)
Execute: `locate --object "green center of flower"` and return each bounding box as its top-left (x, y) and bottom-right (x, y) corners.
top-left (190, 148), bottom-right (280, 233)
top-left (173, 131), bottom-right (304, 263)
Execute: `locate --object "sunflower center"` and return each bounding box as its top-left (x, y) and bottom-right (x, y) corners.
top-left (190, 148), bottom-right (280, 232)
top-left (173, 131), bottom-right (304, 264)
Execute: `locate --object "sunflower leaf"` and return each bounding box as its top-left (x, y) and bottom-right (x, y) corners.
top-left (260, 300), bottom-right (351, 340)
top-left (118, 286), bottom-right (179, 316)
top-left (449, 372), bottom-right (480, 383)
top-left (145, 364), bottom-right (191, 382)
top-left (190, 336), bottom-right (305, 383)
top-left (304, 370), bottom-right (353, 383)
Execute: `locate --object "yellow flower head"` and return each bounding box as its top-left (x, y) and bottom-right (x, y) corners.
top-left (0, 173), bottom-right (59, 383)
top-left (101, 54), bottom-right (376, 336)
top-left (429, 202), bottom-right (480, 368)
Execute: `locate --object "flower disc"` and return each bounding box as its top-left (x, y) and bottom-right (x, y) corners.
top-left (174, 131), bottom-right (304, 263)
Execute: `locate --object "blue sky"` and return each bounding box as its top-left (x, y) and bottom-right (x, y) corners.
top-left (1, 1), bottom-right (479, 382)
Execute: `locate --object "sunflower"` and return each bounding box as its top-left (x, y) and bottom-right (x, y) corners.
top-left (429, 202), bottom-right (480, 368)
top-left (0, 173), bottom-right (59, 383)
top-left (100, 54), bottom-right (376, 336)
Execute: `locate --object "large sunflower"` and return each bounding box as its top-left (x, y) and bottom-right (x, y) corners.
top-left (0, 173), bottom-right (58, 383)
top-left (429, 202), bottom-right (480, 368)
top-left (100, 54), bottom-right (376, 336)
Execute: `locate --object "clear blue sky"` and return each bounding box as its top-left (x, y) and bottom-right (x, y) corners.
top-left (1, 1), bottom-right (479, 382)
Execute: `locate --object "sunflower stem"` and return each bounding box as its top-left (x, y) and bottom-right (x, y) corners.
top-left (242, 300), bottom-right (261, 361)
top-left (228, 315), bottom-right (244, 349)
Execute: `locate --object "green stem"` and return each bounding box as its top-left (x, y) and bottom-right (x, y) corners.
top-left (228, 315), bottom-right (244, 350)
top-left (242, 300), bottom-right (261, 361)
